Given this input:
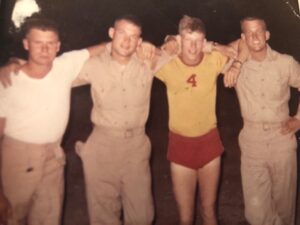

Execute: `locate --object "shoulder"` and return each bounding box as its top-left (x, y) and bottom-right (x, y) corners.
top-left (268, 47), bottom-right (295, 63)
top-left (267, 48), bottom-right (300, 75)
top-left (207, 50), bottom-right (227, 60)
top-left (56, 49), bottom-right (89, 61)
top-left (204, 51), bottom-right (227, 68)
top-left (160, 57), bottom-right (180, 70)
top-left (0, 71), bottom-right (18, 96)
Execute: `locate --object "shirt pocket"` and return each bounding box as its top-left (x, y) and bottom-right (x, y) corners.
top-left (265, 68), bottom-right (289, 100)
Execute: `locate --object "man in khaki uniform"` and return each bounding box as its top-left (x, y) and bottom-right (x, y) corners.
top-left (229, 16), bottom-right (300, 225)
top-left (74, 15), bottom-right (173, 225)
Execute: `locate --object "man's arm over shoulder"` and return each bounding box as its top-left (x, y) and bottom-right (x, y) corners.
top-left (72, 55), bottom-right (103, 87)
top-left (87, 42), bottom-right (107, 57)
top-left (223, 39), bottom-right (249, 87)
top-left (56, 48), bottom-right (93, 85)
top-left (207, 41), bottom-right (237, 59)
top-left (150, 39), bottom-right (179, 73)
top-left (0, 58), bottom-right (25, 88)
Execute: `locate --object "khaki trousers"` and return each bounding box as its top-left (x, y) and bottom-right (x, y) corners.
top-left (1, 136), bottom-right (65, 225)
top-left (76, 126), bottom-right (154, 225)
top-left (239, 122), bottom-right (297, 225)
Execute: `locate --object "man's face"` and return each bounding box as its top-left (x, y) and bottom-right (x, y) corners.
top-left (109, 19), bottom-right (142, 61)
top-left (23, 28), bottom-right (60, 66)
top-left (180, 30), bottom-right (206, 65)
top-left (241, 20), bottom-right (270, 53)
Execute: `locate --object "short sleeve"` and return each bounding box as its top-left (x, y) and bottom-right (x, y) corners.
top-left (212, 51), bottom-right (228, 74)
top-left (72, 55), bottom-right (103, 87)
top-left (55, 49), bottom-right (90, 82)
top-left (0, 85), bottom-right (7, 117)
top-left (287, 56), bottom-right (300, 89)
top-left (155, 61), bottom-right (170, 82)
top-left (152, 50), bottom-right (174, 74)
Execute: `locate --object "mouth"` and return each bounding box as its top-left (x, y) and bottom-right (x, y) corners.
top-left (188, 51), bottom-right (197, 56)
top-left (121, 45), bottom-right (130, 50)
top-left (252, 42), bottom-right (261, 46)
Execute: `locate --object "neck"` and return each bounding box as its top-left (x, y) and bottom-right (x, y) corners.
top-left (111, 52), bottom-right (131, 65)
top-left (22, 62), bottom-right (52, 79)
top-left (250, 47), bottom-right (268, 62)
top-left (179, 54), bottom-right (204, 67)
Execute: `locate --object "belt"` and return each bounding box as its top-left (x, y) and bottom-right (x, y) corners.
top-left (94, 126), bottom-right (145, 138)
top-left (244, 120), bottom-right (283, 131)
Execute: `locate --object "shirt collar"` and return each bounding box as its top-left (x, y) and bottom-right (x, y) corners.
top-left (248, 44), bottom-right (275, 63)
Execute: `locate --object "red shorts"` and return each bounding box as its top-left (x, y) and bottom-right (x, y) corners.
top-left (167, 128), bottom-right (224, 169)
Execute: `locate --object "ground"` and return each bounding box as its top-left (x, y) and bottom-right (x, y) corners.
top-left (61, 78), bottom-right (300, 225)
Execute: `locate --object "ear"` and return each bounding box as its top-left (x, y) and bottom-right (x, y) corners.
top-left (241, 33), bottom-right (246, 41)
top-left (137, 37), bottom-right (142, 46)
top-left (108, 27), bottom-right (115, 39)
top-left (265, 30), bottom-right (270, 41)
top-left (23, 38), bottom-right (29, 51)
top-left (56, 41), bottom-right (61, 53)
top-left (203, 38), bottom-right (207, 45)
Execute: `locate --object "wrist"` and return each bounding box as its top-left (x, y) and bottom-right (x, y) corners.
top-left (233, 59), bottom-right (243, 65)
top-left (231, 59), bottom-right (243, 70)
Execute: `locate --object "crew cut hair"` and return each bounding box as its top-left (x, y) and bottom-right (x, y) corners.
top-left (114, 14), bottom-right (142, 32)
top-left (240, 16), bottom-right (267, 32)
top-left (178, 15), bottom-right (206, 35)
top-left (22, 16), bottom-right (60, 39)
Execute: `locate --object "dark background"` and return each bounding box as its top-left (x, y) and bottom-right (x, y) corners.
top-left (0, 0), bottom-right (300, 224)
top-left (1, 0), bottom-right (300, 61)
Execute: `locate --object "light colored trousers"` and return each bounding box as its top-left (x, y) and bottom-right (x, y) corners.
top-left (239, 122), bottom-right (297, 225)
top-left (1, 136), bottom-right (65, 225)
top-left (76, 126), bottom-right (154, 225)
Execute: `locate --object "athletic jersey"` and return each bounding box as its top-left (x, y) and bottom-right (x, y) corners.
top-left (155, 51), bottom-right (227, 137)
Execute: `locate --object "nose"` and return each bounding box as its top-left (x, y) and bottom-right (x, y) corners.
top-left (251, 33), bottom-right (259, 41)
top-left (191, 41), bottom-right (197, 48)
top-left (41, 43), bottom-right (49, 52)
top-left (123, 36), bottom-right (131, 45)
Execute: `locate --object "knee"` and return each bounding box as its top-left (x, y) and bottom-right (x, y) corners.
top-left (179, 219), bottom-right (193, 225)
top-left (200, 201), bottom-right (216, 212)
top-left (244, 201), bottom-right (267, 224)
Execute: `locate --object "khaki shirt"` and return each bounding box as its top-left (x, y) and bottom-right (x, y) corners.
top-left (236, 45), bottom-right (300, 123)
top-left (76, 47), bottom-right (170, 129)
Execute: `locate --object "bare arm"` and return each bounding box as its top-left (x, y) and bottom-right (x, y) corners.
top-left (281, 99), bottom-right (300, 135)
top-left (223, 39), bottom-right (249, 88)
top-left (209, 42), bottom-right (237, 59)
top-left (0, 58), bottom-right (25, 88)
top-left (0, 118), bottom-right (11, 225)
top-left (87, 42), bottom-right (107, 57)
top-left (163, 35), bottom-right (238, 59)
top-left (136, 40), bottom-right (178, 71)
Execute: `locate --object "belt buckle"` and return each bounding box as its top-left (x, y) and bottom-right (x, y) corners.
top-left (124, 129), bottom-right (133, 138)
top-left (262, 123), bottom-right (270, 131)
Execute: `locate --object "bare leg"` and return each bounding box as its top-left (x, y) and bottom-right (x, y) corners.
top-left (170, 162), bottom-right (197, 225)
top-left (197, 157), bottom-right (221, 225)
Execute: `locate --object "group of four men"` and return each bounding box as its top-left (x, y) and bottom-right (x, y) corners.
top-left (0, 12), bottom-right (299, 225)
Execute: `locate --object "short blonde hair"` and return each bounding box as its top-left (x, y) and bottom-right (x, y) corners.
top-left (178, 15), bottom-right (206, 35)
